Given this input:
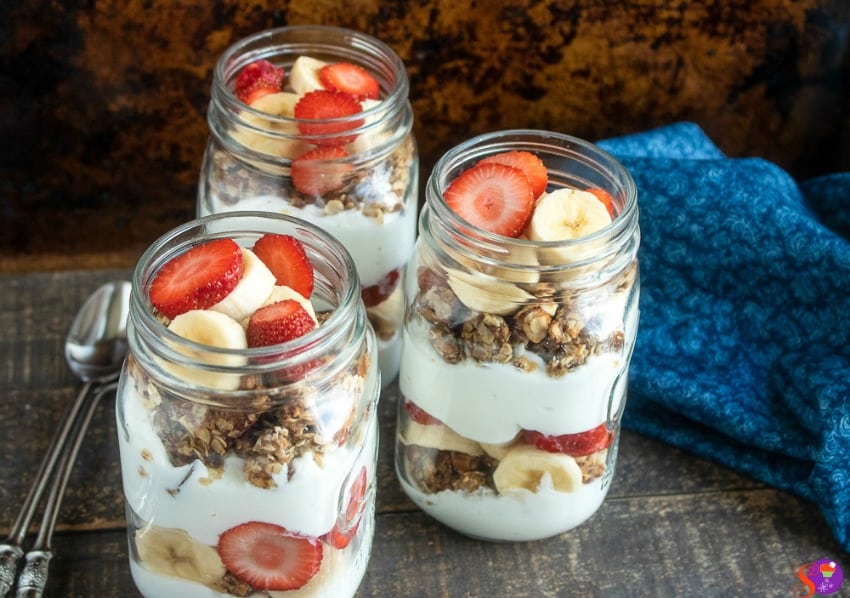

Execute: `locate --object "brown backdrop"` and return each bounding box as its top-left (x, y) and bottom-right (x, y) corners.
top-left (2, 1), bottom-right (848, 270)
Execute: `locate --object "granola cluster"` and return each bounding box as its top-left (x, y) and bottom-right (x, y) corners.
top-left (413, 264), bottom-right (634, 377)
top-left (210, 132), bottom-right (415, 221)
top-left (127, 350), bottom-right (368, 490)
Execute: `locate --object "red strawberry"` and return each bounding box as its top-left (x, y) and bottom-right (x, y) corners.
top-left (588, 187), bottom-right (616, 218)
top-left (404, 399), bottom-right (443, 426)
top-left (480, 150), bottom-right (548, 198)
top-left (523, 423), bottom-right (614, 457)
top-left (294, 89), bottom-right (363, 146)
top-left (252, 233), bottom-right (315, 299)
top-left (246, 299), bottom-right (316, 347)
top-left (290, 146), bottom-right (352, 197)
top-left (319, 62), bottom-right (380, 100)
top-left (218, 521), bottom-right (322, 591)
top-left (443, 162), bottom-right (534, 237)
top-left (149, 238), bottom-right (243, 320)
top-left (361, 268), bottom-right (400, 307)
top-left (234, 59), bottom-right (285, 105)
top-left (322, 466), bottom-right (368, 549)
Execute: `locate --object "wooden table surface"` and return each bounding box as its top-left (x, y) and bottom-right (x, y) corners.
top-left (1, 268), bottom-right (847, 597)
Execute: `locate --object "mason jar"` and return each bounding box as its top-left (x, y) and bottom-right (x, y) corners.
top-left (395, 130), bottom-right (640, 541)
top-left (198, 25), bottom-right (418, 387)
top-left (116, 212), bottom-right (379, 597)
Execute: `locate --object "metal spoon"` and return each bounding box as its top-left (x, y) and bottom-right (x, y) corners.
top-left (0, 280), bottom-right (131, 597)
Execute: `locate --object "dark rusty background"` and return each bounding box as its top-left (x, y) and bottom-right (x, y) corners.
top-left (2, 1), bottom-right (848, 270)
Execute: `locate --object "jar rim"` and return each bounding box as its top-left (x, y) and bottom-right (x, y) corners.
top-left (423, 129), bottom-right (639, 274)
top-left (129, 211), bottom-right (366, 384)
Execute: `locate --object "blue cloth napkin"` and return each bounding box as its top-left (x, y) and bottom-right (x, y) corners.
top-left (597, 123), bottom-right (850, 553)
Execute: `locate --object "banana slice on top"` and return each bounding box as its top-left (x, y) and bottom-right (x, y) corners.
top-left (527, 188), bottom-right (612, 265)
top-left (209, 248), bottom-right (276, 323)
top-left (289, 56), bottom-right (329, 95)
top-left (493, 444), bottom-right (583, 494)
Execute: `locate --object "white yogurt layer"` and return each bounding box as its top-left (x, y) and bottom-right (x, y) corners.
top-left (201, 194), bottom-right (417, 288)
top-left (128, 511), bottom-right (374, 598)
top-left (117, 379), bottom-right (378, 546)
top-left (400, 475), bottom-right (608, 541)
top-left (399, 319), bottom-right (629, 444)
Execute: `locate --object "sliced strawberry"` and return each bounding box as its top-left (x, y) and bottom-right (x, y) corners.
top-left (149, 238), bottom-right (243, 320)
top-left (443, 162), bottom-right (534, 237)
top-left (404, 399), bottom-right (443, 426)
top-left (234, 59), bottom-right (285, 105)
top-left (588, 187), bottom-right (616, 218)
top-left (480, 150), bottom-right (548, 198)
top-left (246, 299), bottom-right (316, 347)
top-left (319, 62), bottom-right (380, 100)
top-left (361, 268), bottom-right (401, 307)
top-left (218, 521), bottom-right (322, 591)
top-left (252, 233), bottom-right (314, 299)
top-left (294, 89), bottom-right (363, 146)
top-left (290, 146), bottom-right (352, 197)
top-left (523, 423), bottom-right (614, 457)
top-left (322, 466), bottom-right (368, 549)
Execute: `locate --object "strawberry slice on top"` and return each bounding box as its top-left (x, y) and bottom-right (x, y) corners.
top-left (523, 423), bottom-right (614, 457)
top-left (319, 62), bottom-right (380, 100)
top-left (246, 299), bottom-right (316, 347)
top-left (290, 146), bottom-right (352, 197)
top-left (443, 162), bottom-right (534, 237)
top-left (218, 521), bottom-right (322, 591)
top-left (252, 233), bottom-right (315, 299)
top-left (293, 89), bottom-right (363, 146)
top-left (149, 238), bottom-right (243, 320)
top-left (234, 59), bottom-right (285, 105)
top-left (480, 150), bottom-right (549, 198)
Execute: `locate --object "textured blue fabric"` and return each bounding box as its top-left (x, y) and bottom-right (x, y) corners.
top-left (597, 123), bottom-right (850, 553)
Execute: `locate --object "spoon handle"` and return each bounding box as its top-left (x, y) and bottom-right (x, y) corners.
top-left (0, 380), bottom-right (94, 597)
top-left (14, 382), bottom-right (117, 598)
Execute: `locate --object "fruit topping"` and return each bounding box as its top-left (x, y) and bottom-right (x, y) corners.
top-left (361, 268), bottom-right (401, 308)
top-left (252, 233), bottom-right (315, 299)
top-left (322, 466), bottom-right (368, 549)
top-left (217, 521), bottom-right (322, 591)
top-left (149, 238), bottom-right (244, 320)
top-left (480, 150), bottom-right (548, 198)
top-left (290, 146), bottom-right (352, 197)
top-left (319, 62), bottom-right (380, 100)
top-left (234, 59), bottom-right (285, 105)
top-left (443, 162), bottom-right (534, 237)
top-left (527, 188), bottom-right (613, 243)
top-left (523, 423), bottom-right (614, 457)
top-left (209, 248), bottom-right (276, 323)
top-left (246, 299), bottom-right (317, 347)
top-left (293, 89), bottom-right (364, 145)
top-left (588, 187), bottom-right (617, 218)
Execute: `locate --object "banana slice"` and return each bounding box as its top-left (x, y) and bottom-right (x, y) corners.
top-left (347, 98), bottom-right (390, 155)
top-left (527, 188), bottom-right (612, 264)
top-left (250, 90), bottom-right (300, 117)
top-left (445, 268), bottom-right (532, 315)
top-left (135, 524), bottom-right (226, 586)
top-left (263, 284), bottom-right (318, 323)
top-left (493, 444), bottom-right (583, 493)
top-left (289, 56), bottom-right (329, 95)
top-left (401, 420), bottom-right (484, 455)
top-left (480, 438), bottom-right (520, 460)
top-left (164, 309), bottom-right (247, 390)
top-left (209, 248), bottom-right (276, 323)
top-left (230, 92), bottom-right (307, 161)
top-left (366, 282), bottom-right (404, 333)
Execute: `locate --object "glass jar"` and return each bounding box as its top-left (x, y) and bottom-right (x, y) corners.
top-left (116, 212), bottom-right (379, 597)
top-left (198, 25), bottom-right (418, 387)
top-left (395, 130), bottom-right (640, 541)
